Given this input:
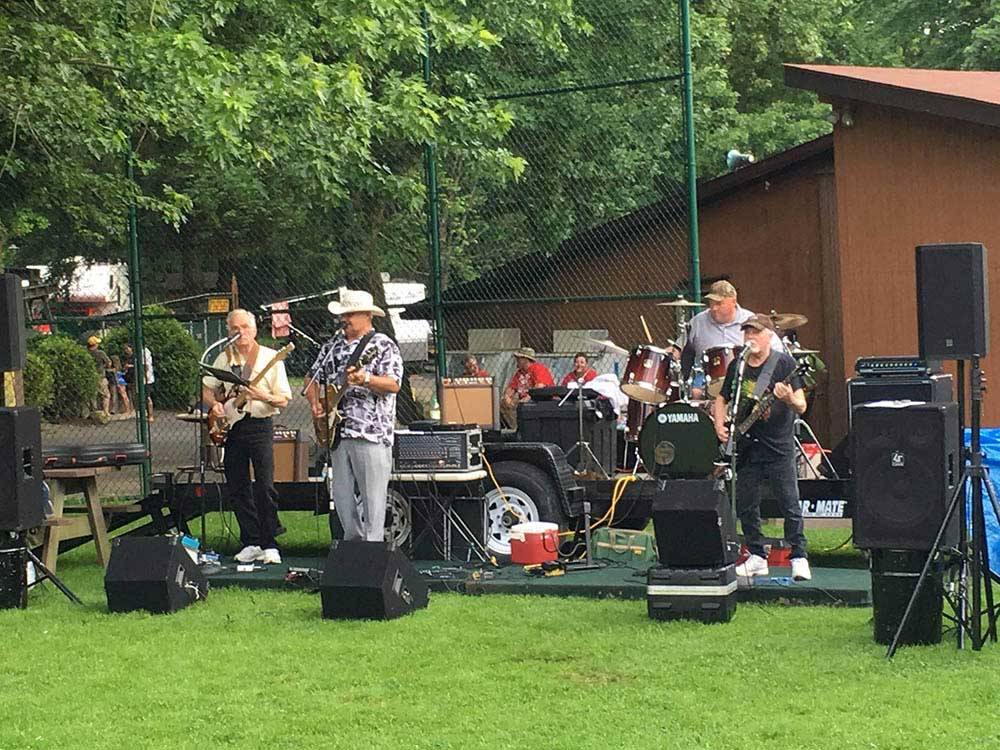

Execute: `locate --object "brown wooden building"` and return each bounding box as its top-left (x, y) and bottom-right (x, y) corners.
top-left (434, 66), bottom-right (1000, 443)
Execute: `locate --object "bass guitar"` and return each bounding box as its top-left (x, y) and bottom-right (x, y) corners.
top-left (314, 345), bottom-right (379, 450)
top-left (719, 360), bottom-right (813, 465)
top-left (208, 343), bottom-right (295, 445)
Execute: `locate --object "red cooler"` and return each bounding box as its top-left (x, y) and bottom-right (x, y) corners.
top-left (509, 522), bottom-right (560, 565)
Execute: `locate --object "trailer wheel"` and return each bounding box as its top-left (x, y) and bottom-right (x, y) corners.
top-left (484, 461), bottom-right (565, 561)
top-left (384, 488), bottom-right (411, 549)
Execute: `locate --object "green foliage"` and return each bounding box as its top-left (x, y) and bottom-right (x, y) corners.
top-left (102, 305), bottom-right (200, 409)
top-left (28, 335), bottom-right (98, 420)
top-left (22, 350), bottom-right (54, 412)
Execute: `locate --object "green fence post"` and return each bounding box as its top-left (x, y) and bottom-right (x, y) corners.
top-left (680, 0), bottom-right (701, 300)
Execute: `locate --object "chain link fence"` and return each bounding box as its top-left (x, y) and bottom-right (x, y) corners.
top-left (18, 1), bottom-right (696, 501)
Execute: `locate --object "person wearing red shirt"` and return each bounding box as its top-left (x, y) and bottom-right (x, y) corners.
top-left (560, 352), bottom-right (598, 387)
top-left (501, 347), bottom-right (554, 429)
top-left (461, 355), bottom-right (490, 378)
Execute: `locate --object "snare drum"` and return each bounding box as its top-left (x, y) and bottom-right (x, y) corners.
top-left (702, 345), bottom-right (743, 398)
top-left (621, 345), bottom-right (674, 404)
top-left (638, 402), bottom-right (719, 479)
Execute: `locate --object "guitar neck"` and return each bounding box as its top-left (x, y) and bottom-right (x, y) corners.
top-left (233, 346), bottom-right (292, 407)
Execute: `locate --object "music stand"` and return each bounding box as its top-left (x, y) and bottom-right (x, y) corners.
top-left (560, 383), bottom-right (609, 479)
top-left (199, 364), bottom-right (250, 389)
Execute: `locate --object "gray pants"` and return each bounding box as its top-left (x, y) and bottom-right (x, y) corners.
top-left (331, 437), bottom-right (393, 542)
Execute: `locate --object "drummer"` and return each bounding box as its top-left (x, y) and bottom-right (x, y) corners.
top-left (679, 280), bottom-right (783, 398)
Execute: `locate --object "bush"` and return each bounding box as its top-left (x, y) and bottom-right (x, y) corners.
top-left (103, 305), bottom-right (200, 409)
top-left (30, 336), bottom-right (98, 420)
top-left (23, 351), bottom-right (55, 412)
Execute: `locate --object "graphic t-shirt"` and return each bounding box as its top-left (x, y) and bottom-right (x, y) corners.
top-left (720, 351), bottom-right (802, 457)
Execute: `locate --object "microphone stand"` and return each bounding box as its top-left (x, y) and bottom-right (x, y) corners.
top-left (192, 334), bottom-right (238, 543)
top-left (723, 347), bottom-right (751, 516)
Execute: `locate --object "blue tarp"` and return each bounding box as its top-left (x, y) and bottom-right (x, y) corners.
top-left (967, 429), bottom-right (1000, 577)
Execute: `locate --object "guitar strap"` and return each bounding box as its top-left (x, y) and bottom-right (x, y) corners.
top-left (339, 331), bottom-right (376, 385)
top-left (750, 351), bottom-right (780, 400)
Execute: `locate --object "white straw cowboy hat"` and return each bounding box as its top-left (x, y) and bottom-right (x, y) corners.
top-left (327, 288), bottom-right (386, 317)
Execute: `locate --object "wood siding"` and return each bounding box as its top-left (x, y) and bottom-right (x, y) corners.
top-left (833, 104), bottom-right (1000, 431)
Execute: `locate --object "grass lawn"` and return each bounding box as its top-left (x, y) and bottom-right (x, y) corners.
top-left (3, 515), bottom-right (1000, 750)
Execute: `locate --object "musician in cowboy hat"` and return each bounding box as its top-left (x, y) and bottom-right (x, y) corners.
top-left (500, 346), bottom-right (554, 429)
top-left (202, 308), bottom-right (292, 565)
top-left (306, 288), bottom-right (403, 543)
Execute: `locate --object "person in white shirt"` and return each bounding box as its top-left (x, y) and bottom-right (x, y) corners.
top-left (202, 309), bottom-right (292, 564)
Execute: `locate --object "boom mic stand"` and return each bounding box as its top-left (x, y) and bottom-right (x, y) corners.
top-left (887, 355), bottom-right (1000, 656)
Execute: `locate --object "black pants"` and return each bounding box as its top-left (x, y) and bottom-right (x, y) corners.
top-left (735, 446), bottom-right (806, 559)
top-left (224, 417), bottom-right (280, 550)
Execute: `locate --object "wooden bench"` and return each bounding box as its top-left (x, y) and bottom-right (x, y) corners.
top-left (42, 467), bottom-right (115, 574)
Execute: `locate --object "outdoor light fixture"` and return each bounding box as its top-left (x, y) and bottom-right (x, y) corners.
top-left (726, 149), bottom-right (756, 171)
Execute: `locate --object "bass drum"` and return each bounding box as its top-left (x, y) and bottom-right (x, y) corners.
top-left (638, 402), bottom-right (719, 479)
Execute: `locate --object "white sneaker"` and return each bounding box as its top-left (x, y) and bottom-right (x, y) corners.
top-left (234, 545), bottom-right (265, 563)
top-left (262, 548), bottom-right (282, 565)
top-left (736, 553), bottom-right (769, 578)
top-left (791, 557), bottom-right (812, 581)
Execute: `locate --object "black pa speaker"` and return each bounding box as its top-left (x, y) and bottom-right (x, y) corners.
top-left (0, 407), bottom-right (44, 531)
top-left (0, 542), bottom-right (27, 610)
top-left (320, 540), bottom-right (429, 620)
top-left (852, 402), bottom-right (960, 550)
top-left (651, 480), bottom-right (739, 567)
top-left (0, 274), bottom-right (26, 372)
top-left (870, 549), bottom-right (943, 646)
top-left (104, 536), bottom-right (208, 614)
top-left (916, 243), bottom-right (989, 359)
top-left (847, 374), bottom-right (953, 428)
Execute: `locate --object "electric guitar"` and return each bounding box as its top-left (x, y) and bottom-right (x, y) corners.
top-left (208, 343), bottom-right (295, 445)
top-left (719, 360), bottom-right (813, 464)
top-left (314, 346), bottom-right (379, 450)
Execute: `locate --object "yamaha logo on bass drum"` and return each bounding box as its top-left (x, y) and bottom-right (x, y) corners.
top-left (658, 412), bottom-right (700, 424)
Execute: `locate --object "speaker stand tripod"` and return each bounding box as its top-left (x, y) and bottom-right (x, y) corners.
top-left (560, 381), bottom-right (609, 479)
top-left (4, 531), bottom-right (83, 606)
top-left (887, 356), bottom-right (1000, 656)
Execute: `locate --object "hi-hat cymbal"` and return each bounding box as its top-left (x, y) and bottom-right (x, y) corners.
top-left (657, 298), bottom-right (705, 308)
top-left (582, 337), bottom-right (629, 356)
top-left (769, 312), bottom-right (808, 330)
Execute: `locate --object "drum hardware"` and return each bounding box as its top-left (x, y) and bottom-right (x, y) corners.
top-left (793, 418), bottom-right (840, 480)
top-left (768, 311), bottom-right (809, 331)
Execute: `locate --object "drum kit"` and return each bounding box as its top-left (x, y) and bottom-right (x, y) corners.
top-left (592, 299), bottom-right (819, 479)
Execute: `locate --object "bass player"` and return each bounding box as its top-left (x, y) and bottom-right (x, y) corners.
top-left (305, 289), bottom-right (402, 543)
top-left (202, 308), bottom-right (292, 564)
top-left (712, 314), bottom-right (811, 581)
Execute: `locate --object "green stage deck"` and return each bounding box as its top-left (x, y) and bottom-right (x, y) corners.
top-left (202, 556), bottom-right (871, 607)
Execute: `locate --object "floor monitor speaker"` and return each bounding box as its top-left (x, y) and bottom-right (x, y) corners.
top-left (651, 480), bottom-right (739, 568)
top-left (320, 540), bottom-right (429, 620)
top-left (104, 536), bottom-right (208, 614)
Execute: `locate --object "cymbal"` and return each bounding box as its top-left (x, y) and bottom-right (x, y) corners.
top-left (582, 337), bottom-right (629, 356)
top-left (657, 299), bottom-right (705, 308)
top-left (769, 312), bottom-right (808, 330)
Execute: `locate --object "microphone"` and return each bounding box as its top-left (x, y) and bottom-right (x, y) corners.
top-left (223, 332), bottom-right (241, 347)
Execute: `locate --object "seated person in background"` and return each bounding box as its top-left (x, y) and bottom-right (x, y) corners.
top-left (560, 352), bottom-right (598, 387)
top-left (461, 354), bottom-right (490, 378)
top-left (500, 347), bottom-right (554, 429)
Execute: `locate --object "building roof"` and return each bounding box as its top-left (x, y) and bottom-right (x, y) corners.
top-left (784, 64), bottom-right (1000, 129)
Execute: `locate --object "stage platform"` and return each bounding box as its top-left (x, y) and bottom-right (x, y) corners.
top-left (202, 556), bottom-right (871, 607)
